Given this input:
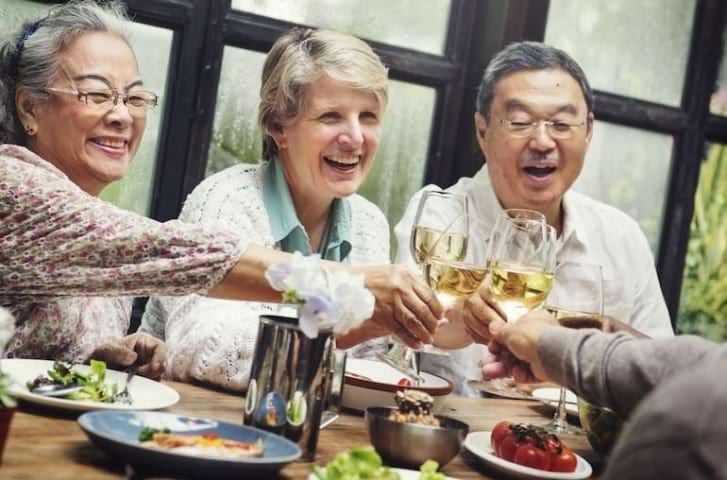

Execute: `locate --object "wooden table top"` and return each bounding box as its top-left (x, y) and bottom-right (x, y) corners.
top-left (0, 381), bottom-right (601, 479)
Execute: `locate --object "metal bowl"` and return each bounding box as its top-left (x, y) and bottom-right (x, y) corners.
top-left (365, 406), bottom-right (469, 469)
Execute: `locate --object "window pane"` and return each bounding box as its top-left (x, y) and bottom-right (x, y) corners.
top-left (545, 0), bottom-right (696, 107)
top-left (99, 23), bottom-right (172, 215)
top-left (231, 0), bottom-right (451, 55)
top-left (711, 28), bottom-right (727, 116)
top-left (207, 47), bottom-right (436, 254)
top-left (0, 1), bottom-right (172, 215)
top-left (678, 143), bottom-right (727, 340)
top-left (573, 121), bottom-right (673, 253)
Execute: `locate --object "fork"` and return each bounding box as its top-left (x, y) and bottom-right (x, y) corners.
top-left (115, 363), bottom-right (140, 405)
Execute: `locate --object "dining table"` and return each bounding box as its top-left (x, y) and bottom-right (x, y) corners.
top-left (0, 380), bottom-right (601, 479)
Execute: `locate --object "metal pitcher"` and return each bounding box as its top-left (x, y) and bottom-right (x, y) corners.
top-left (243, 315), bottom-right (345, 460)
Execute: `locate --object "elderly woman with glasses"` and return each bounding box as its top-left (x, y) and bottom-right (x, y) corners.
top-left (0, 1), bottom-right (442, 378)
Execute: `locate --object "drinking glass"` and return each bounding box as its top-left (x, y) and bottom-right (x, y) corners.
top-left (377, 190), bottom-right (469, 381)
top-left (487, 217), bottom-right (557, 322)
top-left (542, 261), bottom-right (604, 434)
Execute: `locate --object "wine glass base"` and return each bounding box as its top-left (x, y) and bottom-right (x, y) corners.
top-left (540, 418), bottom-right (583, 435)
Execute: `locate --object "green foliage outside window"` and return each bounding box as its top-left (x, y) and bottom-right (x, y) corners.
top-left (678, 142), bottom-right (727, 340)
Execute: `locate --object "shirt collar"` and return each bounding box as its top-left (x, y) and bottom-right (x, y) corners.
top-left (262, 159), bottom-right (352, 260)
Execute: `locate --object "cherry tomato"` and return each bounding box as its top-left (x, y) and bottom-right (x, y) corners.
top-left (514, 443), bottom-right (551, 471)
top-left (549, 447), bottom-right (577, 472)
top-left (397, 378), bottom-right (412, 387)
top-left (491, 421), bottom-right (512, 454)
top-left (498, 434), bottom-right (520, 462)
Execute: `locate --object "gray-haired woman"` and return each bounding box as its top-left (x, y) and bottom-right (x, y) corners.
top-left (0, 1), bottom-right (442, 378)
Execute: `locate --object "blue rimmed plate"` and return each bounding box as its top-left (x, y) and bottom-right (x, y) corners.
top-left (79, 411), bottom-right (301, 478)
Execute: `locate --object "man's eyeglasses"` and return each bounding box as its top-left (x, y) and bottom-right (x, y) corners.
top-left (497, 118), bottom-right (587, 139)
top-left (44, 87), bottom-right (159, 114)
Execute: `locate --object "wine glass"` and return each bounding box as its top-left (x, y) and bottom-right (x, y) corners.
top-left (541, 261), bottom-right (603, 434)
top-left (377, 190), bottom-right (469, 382)
top-left (410, 190), bottom-right (469, 267)
top-left (487, 218), bottom-right (557, 322)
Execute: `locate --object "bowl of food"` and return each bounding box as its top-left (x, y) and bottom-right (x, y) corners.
top-left (577, 398), bottom-right (626, 456)
top-left (365, 391), bottom-right (468, 469)
top-left (343, 359), bottom-right (453, 413)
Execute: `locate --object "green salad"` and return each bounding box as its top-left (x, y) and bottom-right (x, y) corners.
top-left (26, 360), bottom-right (118, 403)
top-left (311, 446), bottom-right (446, 480)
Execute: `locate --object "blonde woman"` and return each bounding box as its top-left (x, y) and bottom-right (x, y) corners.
top-left (141, 29), bottom-right (433, 390)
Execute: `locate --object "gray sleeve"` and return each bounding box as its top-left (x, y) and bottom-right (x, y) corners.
top-left (538, 327), bottom-right (726, 418)
top-left (602, 357), bottom-right (727, 480)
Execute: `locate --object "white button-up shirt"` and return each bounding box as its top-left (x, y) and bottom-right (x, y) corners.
top-left (394, 166), bottom-right (674, 396)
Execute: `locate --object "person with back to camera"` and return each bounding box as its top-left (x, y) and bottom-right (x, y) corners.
top-left (0, 1), bottom-right (443, 379)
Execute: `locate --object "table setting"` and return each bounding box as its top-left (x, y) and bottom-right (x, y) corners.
top-left (0, 206), bottom-right (627, 479)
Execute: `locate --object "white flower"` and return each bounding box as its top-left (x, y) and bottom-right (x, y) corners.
top-left (266, 254), bottom-right (375, 339)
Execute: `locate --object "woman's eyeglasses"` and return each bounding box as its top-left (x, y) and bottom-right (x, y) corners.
top-left (43, 87), bottom-right (159, 114)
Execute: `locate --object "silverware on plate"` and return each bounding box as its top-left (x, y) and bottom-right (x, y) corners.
top-left (31, 382), bottom-right (83, 397)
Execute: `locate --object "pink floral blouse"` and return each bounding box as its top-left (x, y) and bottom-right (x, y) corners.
top-left (0, 145), bottom-right (245, 362)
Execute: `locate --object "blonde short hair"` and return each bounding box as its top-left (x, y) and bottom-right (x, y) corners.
top-left (258, 28), bottom-right (389, 161)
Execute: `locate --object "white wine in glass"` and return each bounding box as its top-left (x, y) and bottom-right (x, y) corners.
top-left (489, 261), bottom-right (554, 319)
top-left (411, 226), bottom-right (467, 267)
top-left (424, 258), bottom-right (487, 308)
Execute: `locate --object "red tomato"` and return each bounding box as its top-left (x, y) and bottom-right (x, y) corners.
top-left (514, 443), bottom-right (551, 471)
top-left (549, 447), bottom-right (577, 472)
top-left (498, 434), bottom-right (519, 462)
top-left (397, 378), bottom-right (412, 387)
top-left (490, 421), bottom-right (512, 454)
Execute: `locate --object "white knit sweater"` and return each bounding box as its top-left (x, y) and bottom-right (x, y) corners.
top-left (141, 163), bottom-right (390, 391)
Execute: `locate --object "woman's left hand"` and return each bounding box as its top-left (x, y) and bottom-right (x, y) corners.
top-left (90, 333), bottom-right (166, 380)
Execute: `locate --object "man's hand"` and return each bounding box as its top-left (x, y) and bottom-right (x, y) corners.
top-left (480, 311), bottom-right (558, 383)
top-left (90, 333), bottom-right (166, 380)
top-left (355, 265), bottom-right (445, 349)
top-left (459, 282), bottom-right (507, 344)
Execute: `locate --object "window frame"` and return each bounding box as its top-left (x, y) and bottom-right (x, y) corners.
top-left (89, 0), bottom-right (725, 330)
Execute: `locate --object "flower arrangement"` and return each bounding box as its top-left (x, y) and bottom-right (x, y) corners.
top-left (265, 253), bottom-right (375, 339)
top-left (0, 307), bottom-right (16, 408)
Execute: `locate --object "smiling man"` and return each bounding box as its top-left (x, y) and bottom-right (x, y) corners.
top-left (394, 41), bottom-right (674, 396)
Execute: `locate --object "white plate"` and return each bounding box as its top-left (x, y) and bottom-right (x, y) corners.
top-left (3, 359), bottom-right (179, 411)
top-left (310, 467), bottom-right (458, 479)
top-left (531, 388), bottom-right (579, 417)
top-left (463, 431), bottom-right (592, 480)
top-left (342, 358), bottom-right (452, 413)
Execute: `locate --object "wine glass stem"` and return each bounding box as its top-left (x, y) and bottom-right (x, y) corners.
top-left (554, 385), bottom-right (568, 428)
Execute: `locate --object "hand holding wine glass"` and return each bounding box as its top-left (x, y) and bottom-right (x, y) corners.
top-left (542, 261), bottom-right (603, 434)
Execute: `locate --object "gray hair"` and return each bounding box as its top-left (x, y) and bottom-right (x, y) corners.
top-left (476, 41), bottom-right (594, 121)
top-left (0, 0), bottom-right (131, 144)
top-left (258, 28), bottom-right (389, 161)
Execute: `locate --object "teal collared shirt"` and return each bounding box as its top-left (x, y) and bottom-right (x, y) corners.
top-left (262, 160), bottom-right (352, 261)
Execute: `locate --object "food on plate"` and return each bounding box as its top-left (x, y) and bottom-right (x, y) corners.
top-left (138, 428), bottom-right (264, 458)
top-left (26, 360), bottom-right (118, 403)
top-left (397, 377), bottom-right (413, 387)
top-left (490, 421), bottom-right (577, 473)
top-left (310, 446), bottom-right (446, 479)
top-left (387, 390), bottom-right (440, 427)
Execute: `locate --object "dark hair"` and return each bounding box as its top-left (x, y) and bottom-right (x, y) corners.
top-left (476, 41), bottom-right (594, 121)
top-left (0, 0), bottom-right (130, 144)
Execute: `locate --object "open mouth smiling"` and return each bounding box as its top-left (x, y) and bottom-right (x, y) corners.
top-left (324, 155), bottom-right (360, 172)
top-left (523, 165), bottom-right (557, 177)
